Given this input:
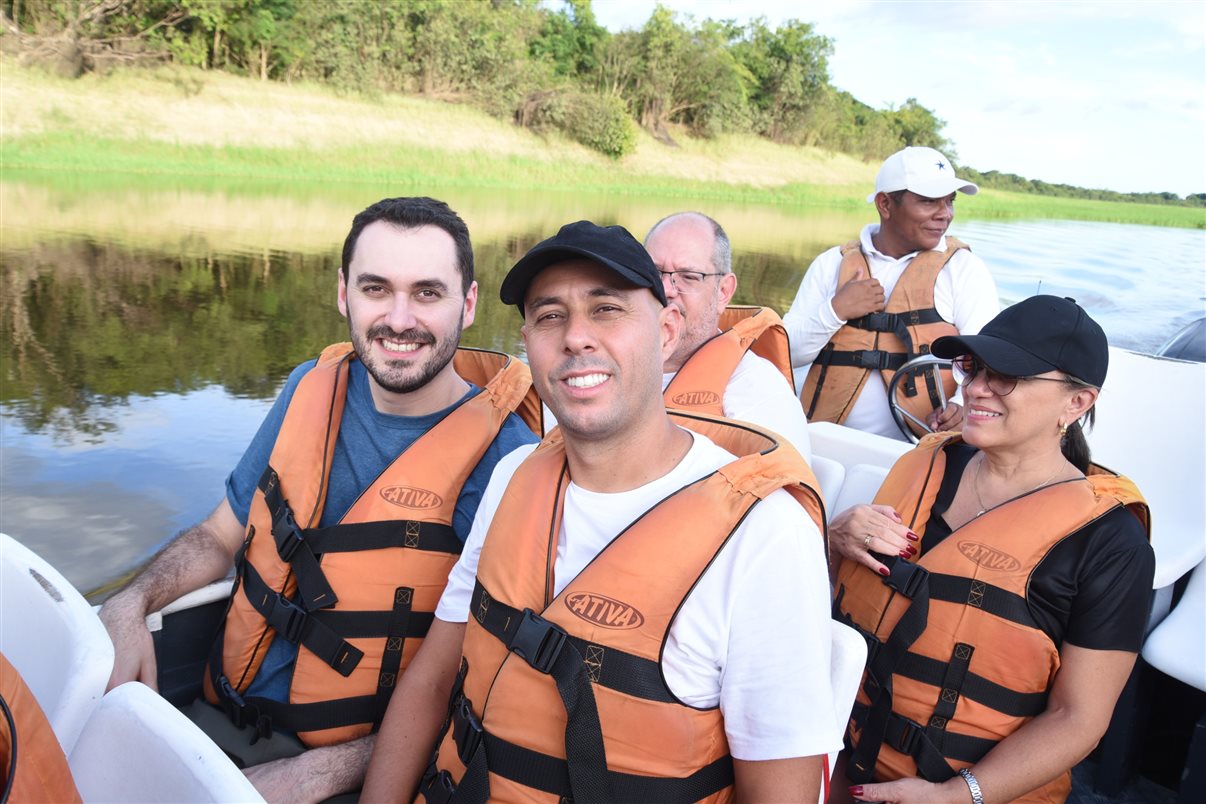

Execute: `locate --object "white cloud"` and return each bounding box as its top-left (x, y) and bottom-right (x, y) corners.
top-left (588, 0), bottom-right (1204, 194)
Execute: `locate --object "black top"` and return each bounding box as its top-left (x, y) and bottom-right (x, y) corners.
top-left (923, 443), bottom-right (1155, 652)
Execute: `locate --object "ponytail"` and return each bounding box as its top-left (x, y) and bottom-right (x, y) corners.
top-left (1061, 406), bottom-right (1096, 473)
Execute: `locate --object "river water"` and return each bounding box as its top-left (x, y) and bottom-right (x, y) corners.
top-left (2, 179), bottom-right (1203, 598)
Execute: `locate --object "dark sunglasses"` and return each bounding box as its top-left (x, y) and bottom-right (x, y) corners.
top-left (951, 354), bottom-right (1068, 397)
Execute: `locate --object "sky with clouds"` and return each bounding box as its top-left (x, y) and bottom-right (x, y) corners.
top-left (590, 0), bottom-right (1205, 196)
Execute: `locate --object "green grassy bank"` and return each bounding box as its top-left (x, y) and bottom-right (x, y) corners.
top-left (2, 60), bottom-right (1202, 229)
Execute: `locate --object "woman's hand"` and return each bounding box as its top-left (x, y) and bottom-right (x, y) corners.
top-left (829, 504), bottom-right (917, 575)
top-left (849, 776), bottom-right (965, 804)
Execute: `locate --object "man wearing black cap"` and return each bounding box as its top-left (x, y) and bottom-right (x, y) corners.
top-left (784, 146), bottom-right (999, 440)
top-left (364, 222), bottom-right (838, 802)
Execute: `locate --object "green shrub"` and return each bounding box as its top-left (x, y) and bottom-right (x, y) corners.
top-left (519, 89), bottom-right (635, 159)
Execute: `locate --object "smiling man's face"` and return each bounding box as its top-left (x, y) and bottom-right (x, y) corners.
top-left (521, 258), bottom-right (679, 443)
top-left (338, 221), bottom-right (476, 400)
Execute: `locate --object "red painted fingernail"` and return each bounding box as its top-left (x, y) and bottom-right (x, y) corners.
top-left (898, 550), bottom-right (911, 558)
top-left (906, 545), bottom-right (918, 555)
top-left (878, 567), bottom-right (890, 576)
top-left (848, 786), bottom-right (864, 796)
top-left (907, 531), bottom-right (919, 541)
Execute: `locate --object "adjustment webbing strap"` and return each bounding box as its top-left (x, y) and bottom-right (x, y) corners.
top-left (848, 308), bottom-right (944, 355)
top-left (847, 556), bottom-right (932, 783)
top-left (303, 520), bottom-right (462, 556)
top-left (806, 344), bottom-right (836, 419)
top-left (210, 670), bottom-right (383, 735)
top-left (894, 650), bottom-right (1047, 717)
top-left (481, 731), bottom-right (733, 803)
top-left (468, 580), bottom-right (610, 801)
top-left (240, 562), bottom-right (363, 676)
top-left (882, 712), bottom-right (996, 779)
top-left (258, 467), bottom-right (337, 611)
top-left (471, 580), bottom-right (675, 703)
top-left (847, 703), bottom-right (998, 779)
top-left (926, 573), bottom-right (1034, 627)
top-left (820, 349), bottom-right (909, 372)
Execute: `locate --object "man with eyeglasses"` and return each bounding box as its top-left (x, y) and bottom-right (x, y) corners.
top-left (645, 211), bottom-right (812, 460)
top-left (784, 147), bottom-right (999, 441)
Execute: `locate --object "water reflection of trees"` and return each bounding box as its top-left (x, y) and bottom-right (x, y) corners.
top-left (1, 235), bottom-right (809, 439)
top-left (2, 237), bottom-right (348, 439)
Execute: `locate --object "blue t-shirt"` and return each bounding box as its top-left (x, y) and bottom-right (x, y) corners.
top-left (225, 358), bottom-right (537, 703)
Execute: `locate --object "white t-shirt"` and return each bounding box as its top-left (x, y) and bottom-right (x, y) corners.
top-left (662, 350), bottom-right (812, 462)
top-left (436, 432), bottom-right (839, 761)
top-left (783, 224), bottom-right (999, 440)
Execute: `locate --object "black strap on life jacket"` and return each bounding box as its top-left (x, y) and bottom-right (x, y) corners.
top-left (835, 555), bottom-right (1054, 784)
top-left (837, 556), bottom-right (933, 783)
top-left (809, 307), bottom-right (947, 411)
top-left (432, 580), bottom-right (733, 803)
top-left (847, 308), bottom-right (944, 356)
top-left (210, 582), bottom-right (423, 739)
top-left (256, 468), bottom-right (462, 612)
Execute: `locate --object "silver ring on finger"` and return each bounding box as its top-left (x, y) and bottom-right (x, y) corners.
top-left (863, 534), bottom-right (873, 549)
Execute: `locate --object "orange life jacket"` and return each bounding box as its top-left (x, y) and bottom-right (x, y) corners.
top-left (664, 306), bottom-right (794, 415)
top-left (833, 434), bottom-right (1149, 802)
top-left (418, 411), bottom-right (826, 803)
top-left (801, 240), bottom-right (967, 435)
top-left (204, 344), bottom-right (537, 748)
top-left (0, 651), bottom-right (83, 803)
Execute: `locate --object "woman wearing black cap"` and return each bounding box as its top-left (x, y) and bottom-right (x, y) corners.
top-left (830, 296), bottom-right (1153, 803)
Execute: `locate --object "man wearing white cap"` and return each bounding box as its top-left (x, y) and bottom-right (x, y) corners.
top-left (783, 146), bottom-right (999, 440)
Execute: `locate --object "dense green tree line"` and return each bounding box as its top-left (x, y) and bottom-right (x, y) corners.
top-left (6, 0), bottom-right (1200, 203)
top-left (5, 0), bottom-right (954, 160)
top-left (959, 168), bottom-right (1205, 207)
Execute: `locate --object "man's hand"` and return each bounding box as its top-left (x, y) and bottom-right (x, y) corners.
top-left (98, 592), bottom-right (157, 692)
top-left (831, 265), bottom-right (885, 321)
top-left (926, 401), bottom-right (963, 432)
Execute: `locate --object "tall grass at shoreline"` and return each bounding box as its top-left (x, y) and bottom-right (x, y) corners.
top-left (2, 59), bottom-right (1202, 229)
top-left (5, 132), bottom-right (1202, 230)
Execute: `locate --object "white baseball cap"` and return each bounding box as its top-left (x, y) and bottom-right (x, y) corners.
top-left (867, 146), bottom-right (979, 203)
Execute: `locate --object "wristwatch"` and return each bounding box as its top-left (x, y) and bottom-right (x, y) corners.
top-left (958, 768), bottom-right (985, 804)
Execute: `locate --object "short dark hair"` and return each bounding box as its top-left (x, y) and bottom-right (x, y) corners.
top-left (341, 197), bottom-right (474, 294)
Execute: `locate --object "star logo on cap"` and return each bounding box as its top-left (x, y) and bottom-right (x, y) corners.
top-left (936, 161), bottom-right (947, 170)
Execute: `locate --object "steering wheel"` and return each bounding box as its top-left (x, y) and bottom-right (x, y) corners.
top-left (887, 354), bottom-right (954, 443)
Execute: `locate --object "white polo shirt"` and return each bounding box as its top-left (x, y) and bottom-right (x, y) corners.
top-left (783, 224), bottom-right (999, 440)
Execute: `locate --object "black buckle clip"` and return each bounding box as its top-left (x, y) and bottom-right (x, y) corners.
top-left (885, 559), bottom-right (929, 599)
top-left (508, 609), bottom-right (568, 674)
top-left (894, 717), bottom-right (922, 756)
top-left (860, 312), bottom-right (893, 332)
top-left (452, 695), bottom-right (484, 765)
top-left (269, 593), bottom-right (308, 643)
top-left (272, 506), bottom-right (305, 562)
top-left (419, 768), bottom-right (456, 804)
top-left (218, 675), bottom-right (249, 728)
top-left (853, 350), bottom-right (891, 370)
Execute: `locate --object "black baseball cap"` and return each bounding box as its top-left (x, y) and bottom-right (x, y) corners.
top-left (500, 220), bottom-right (668, 315)
top-left (931, 295), bottom-right (1108, 387)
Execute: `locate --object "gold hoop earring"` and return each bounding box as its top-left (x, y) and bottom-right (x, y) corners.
top-left (1058, 421), bottom-right (1068, 437)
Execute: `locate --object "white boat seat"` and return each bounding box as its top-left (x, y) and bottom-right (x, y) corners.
top-left (69, 681), bottom-right (265, 803)
top-left (0, 533), bottom-right (114, 754)
top-left (808, 422), bottom-right (912, 474)
top-left (1142, 559), bottom-right (1206, 693)
top-left (825, 620), bottom-right (867, 803)
top-left (1089, 348), bottom-right (1206, 593)
top-left (809, 455), bottom-right (846, 518)
top-left (832, 464), bottom-right (890, 516)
